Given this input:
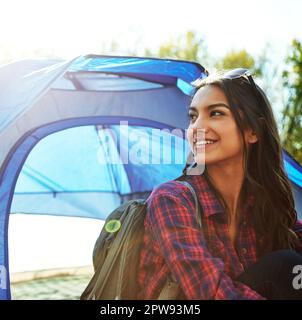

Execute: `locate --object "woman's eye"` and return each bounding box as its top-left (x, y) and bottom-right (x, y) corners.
top-left (188, 113), bottom-right (197, 122)
top-left (210, 110), bottom-right (225, 117)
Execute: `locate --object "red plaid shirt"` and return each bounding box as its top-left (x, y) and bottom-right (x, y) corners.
top-left (137, 173), bottom-right (302, 300)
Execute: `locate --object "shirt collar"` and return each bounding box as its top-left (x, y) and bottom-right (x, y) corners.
top-left (186, 173), bottom-right (224, 217)
top-left (185, 173), bottom-right (255, 218)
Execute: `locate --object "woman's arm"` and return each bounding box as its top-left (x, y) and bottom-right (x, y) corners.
top-left (146, 183), bottom-right (265, 300)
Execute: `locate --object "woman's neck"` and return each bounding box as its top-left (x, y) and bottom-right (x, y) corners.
top-left (206, 162), bottom-right (245, 218)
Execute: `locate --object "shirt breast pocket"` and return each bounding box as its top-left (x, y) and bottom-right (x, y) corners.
top-left (207, 238), bottom-right (225, 259)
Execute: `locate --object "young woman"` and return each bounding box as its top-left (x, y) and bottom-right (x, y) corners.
top-left (137, 69), bottom-right (302, 300)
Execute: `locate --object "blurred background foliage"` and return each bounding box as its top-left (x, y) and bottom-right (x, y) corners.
top-left (0, 31), bottom-right (301, 164)
top-left (282, 39), bottom-right (302, 163)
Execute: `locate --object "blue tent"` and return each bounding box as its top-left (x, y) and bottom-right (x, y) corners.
top-left (0, 55), bottom-right (301, 300)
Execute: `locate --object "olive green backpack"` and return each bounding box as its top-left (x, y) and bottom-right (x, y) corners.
top-left (80, 180), bottom-right (201, 300)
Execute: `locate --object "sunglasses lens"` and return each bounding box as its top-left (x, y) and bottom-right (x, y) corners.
top-left (223, 68), bottom-right (249, 79)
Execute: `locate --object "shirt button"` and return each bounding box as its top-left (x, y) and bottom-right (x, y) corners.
top-left (242, 220), bottom-right (247, 226)
top-left (241, 248), bottom-right (247, 255)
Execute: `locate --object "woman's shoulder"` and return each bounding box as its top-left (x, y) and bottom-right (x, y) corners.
top-left (293, 218), bottom-right (302, 235)
top-left (149, 179), bottom-right (189, 199)
top-left (147, 175), bottom-right (202, 204)
top-left (145, 179), bottom-right (199, 225)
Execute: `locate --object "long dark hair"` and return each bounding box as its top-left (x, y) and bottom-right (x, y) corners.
top-left (189, 72), bottom-right (298, 255)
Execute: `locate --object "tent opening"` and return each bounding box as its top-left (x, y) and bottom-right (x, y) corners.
top-left (8, 121), bottom-right (190, 299)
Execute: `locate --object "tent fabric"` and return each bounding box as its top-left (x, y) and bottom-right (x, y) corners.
top-left (68, 55), bottom-right (205, 84)
top-left (283, 150), bottom-right (302, 219)
top-left (283, 150), bottom-right (302, 188)
top-left (0, 58), bottom-right (71, 134)
top-left (0, 55), bottom-right (205, 136)
top-left (0, 55), bottom-right (301, 300)
top-left (11, 124), bottom-right (188, 220)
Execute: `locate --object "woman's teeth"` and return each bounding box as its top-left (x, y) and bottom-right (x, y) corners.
top-left (195, 140), bottom-right (216, 146)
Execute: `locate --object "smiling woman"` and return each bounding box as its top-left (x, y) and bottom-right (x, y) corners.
top-left (137, 69), bottom-right (302, 300)
top-left (187, 85), bottom-right (257, 169)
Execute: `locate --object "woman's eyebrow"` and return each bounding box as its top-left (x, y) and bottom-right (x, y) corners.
top-left (189, 103), bottom-right (230, 111)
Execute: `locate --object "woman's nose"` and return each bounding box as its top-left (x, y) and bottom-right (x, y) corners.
top-left (190, 117), bottom-right (209, 132)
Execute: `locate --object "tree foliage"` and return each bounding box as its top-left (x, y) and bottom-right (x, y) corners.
top-left (145, 31), bottom-right (208, 64)
top-left (282, 39), bottom-right (302, 164)
top-left (215, 49), bottom-right (257, 73)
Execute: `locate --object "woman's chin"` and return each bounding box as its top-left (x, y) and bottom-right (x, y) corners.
top-left (194, 154), bottom-right (216, 166)
top-left (194, 154), bottom-right (206, 166)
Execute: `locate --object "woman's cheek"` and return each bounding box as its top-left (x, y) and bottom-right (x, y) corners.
top-left (186, 127), bottom-right (194, 151)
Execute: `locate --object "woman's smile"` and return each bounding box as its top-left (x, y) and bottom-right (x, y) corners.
top-left (194, 139), bottom-right (219, 154)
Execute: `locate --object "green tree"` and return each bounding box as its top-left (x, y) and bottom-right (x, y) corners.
top-left (215, 49), bottom-right (257, 74)
top-left (145, 31), bottom-right (208, 64)
top-left (282, 39), bottom-right (302, 164)
top-left (252, 44), bottom-right (280, 100)
top-left (216, 46), bottom-right (284, 130)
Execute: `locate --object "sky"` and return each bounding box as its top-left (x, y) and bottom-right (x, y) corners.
top-left (4, 0), bottom-right (302, 273)
top-left (0, 0), bottom-right (301, 62)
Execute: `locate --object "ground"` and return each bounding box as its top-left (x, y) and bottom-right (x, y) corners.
top-left (10, 270), bottom-right (92, 300)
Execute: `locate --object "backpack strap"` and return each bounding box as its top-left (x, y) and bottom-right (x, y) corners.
top-left (157, 180), bottom-right (202, 300)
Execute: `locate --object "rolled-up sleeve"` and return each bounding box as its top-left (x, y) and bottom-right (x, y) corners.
top-left (147, 189), bottom-right (264, 300)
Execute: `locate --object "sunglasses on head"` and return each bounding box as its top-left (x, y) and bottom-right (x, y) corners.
top-left (192, 68), bottom-right (264, 107)
top-left (222, 68), bottom-right (257, 89)
top-left (192, 68), bottom-right (257, 91)
top-left (222, 68), bottom-right (265, 107)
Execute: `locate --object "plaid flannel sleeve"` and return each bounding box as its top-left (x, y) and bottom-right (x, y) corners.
top-left (293, 219), bottom-right (302, 254)
top-left (146, 187), bottom-right (265, 300)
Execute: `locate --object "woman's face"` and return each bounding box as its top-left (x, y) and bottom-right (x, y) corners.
top-left (187, 85), bottom-right (255, 166)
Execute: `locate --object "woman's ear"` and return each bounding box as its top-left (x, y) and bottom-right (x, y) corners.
top-left (245, 128), bottom-right (258, 144)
